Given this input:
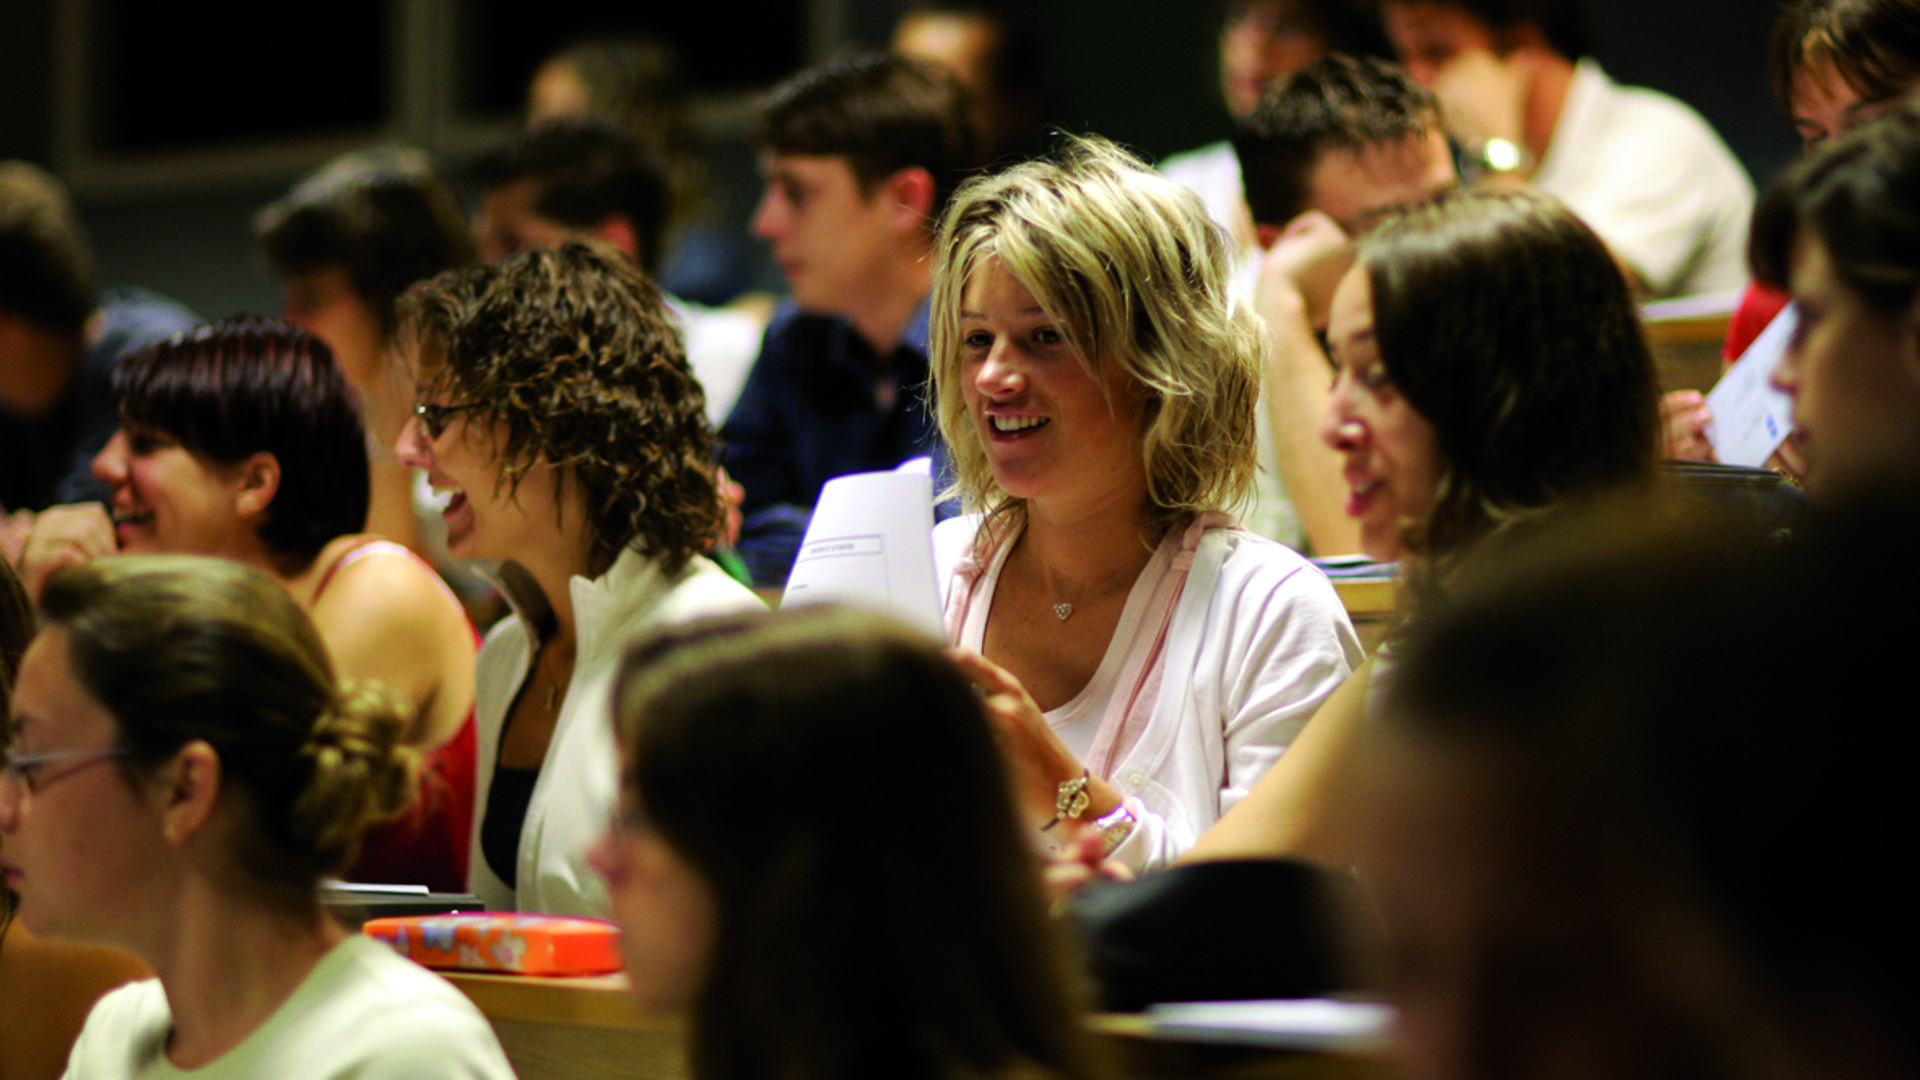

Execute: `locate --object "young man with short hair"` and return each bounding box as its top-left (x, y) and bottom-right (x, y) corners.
top-left (722, 52), bottom-right (975, 586)
top-left (468, 119), bottom-right (766, 425)
top-left (1237, 56), bottom-right (1457, 556)
top-left (0, 161), bottom-right (198, 537)
top-left (1380, 0), bottom-right (1752, 298)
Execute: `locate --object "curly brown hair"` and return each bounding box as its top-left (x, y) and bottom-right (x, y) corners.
top-left (396, 241), bottom-right (722, 577)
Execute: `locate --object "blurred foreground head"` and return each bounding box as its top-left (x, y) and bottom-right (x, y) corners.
top-left (1362, 488), bottom-right (1920, 1080)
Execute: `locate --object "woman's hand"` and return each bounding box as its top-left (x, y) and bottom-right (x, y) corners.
top-left (948, 648), bottom-right (1124, 830)
top-left (1042, 823), bottom-right (1134, 909)
top-left (15, 503), bottom-right (115, 603)
top-left (1660, 390), bottom-right (1717, 462)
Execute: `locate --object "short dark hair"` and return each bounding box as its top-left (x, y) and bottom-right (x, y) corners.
top-left (1234, 54), bottom-right (1440, 228)
top-left (759, 52), bottom-right (978, 217)
top-left (113, 319), bottom-right (371, 569)
top-left (1769, 0), bottom-right (1920, 114)
top-left (255, 148), bottom-right (476, 338)
top-left (1750, 99), bottom-right (1920, 313)
top-left (1216, 0), bottom-right (1395, 61)
top-left (1363, 188), bottom-right (1658, 569)
top-left (613, 607), bottom-right (1106, 1080)
top-left (40, 555), bottom-right (415, 887)
top-left (0, 161), bottom-right (97, 332)
top-left (469, 118), bottom-right (671, 274)
top-left (1389, 0), bottom-right (1592, 59)
top-left (397, 241), bottom-right (722, 577)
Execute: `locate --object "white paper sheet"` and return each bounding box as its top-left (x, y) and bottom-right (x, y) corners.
top-left (780, 459), bottom-right (944, 637)
top-left (1705, 306), bottom-right (1798, 467)
top-left (1146, 999), bottom-right (1395, 1052)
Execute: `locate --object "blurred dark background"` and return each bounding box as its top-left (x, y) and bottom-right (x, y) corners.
top-left (0, 0), bottom-right (1796, 321)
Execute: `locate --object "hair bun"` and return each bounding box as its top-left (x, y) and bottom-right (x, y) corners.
top-left (291, 679), bottom-right (419, 873)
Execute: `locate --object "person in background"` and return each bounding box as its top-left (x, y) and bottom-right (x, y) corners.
top-left (254, 147), bottom-right (477, 561)
top-left (1187, 187), bottom-right (1659, 868)
top-left (10, 320), bottom-right (478, 891)
top-left (892, 0), bottom-right (1049, 165)
top-left (1, 556), bottom-right (513, 1078)
top-left (930, 137), bottom-right (1361, 873)
top-left (395, 242), bottom-right (763, 916)
top-left (1160, 0), bottom-right (1393, 257)
top-left (593, 607), bottom-right (1110, 1080)
top-left (1235, 55), bottom-right (1457, 554)
top-left (1365, 491), bottom-right (1920, 1080)
top-left (1378, 0), bottom-right (1751, 298)
top-left (0, 555), bottom-right (149, 1080)
top-left (468, 118), bottom-right (766, 427)
top-left (722, 52), bottom-right (975, 587)
top-left (1749, 99), bottom-right (1920, 500)
top-left (0, 162), bottom-right (198, 549)
top-left (1664, 0), bottom-right (1920, 464)
top-left (527, 35), bottom-right (758, 307)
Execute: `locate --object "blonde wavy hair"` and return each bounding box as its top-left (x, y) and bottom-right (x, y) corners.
top-left (929, 136), bottom-right (1263, 544)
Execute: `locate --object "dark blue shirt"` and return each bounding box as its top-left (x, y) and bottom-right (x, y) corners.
top-left (0, 289), bottom-right (201, 512)
top-left (719, 299), bottom-right (944, 586)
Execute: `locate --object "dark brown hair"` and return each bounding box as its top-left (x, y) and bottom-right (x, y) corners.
top-left (759, 51), bottom-right (978, 218)
top-left (1363, 188), bottom-right (1659, 574)
top-left (1751, 99), bottom-right (1920, 314)
top-left (114, 319), bottom-right (370, 568)
top-left (255, 148), bottom-right (476, 339)
top-left (1769, 0), bottom-right (1920, 114)
top-left (613, 607), bottom-right (1107, 1080)
top-left (397, 241), bottom-right (722, 577)
top-left (0, 161), bottom-right (97, 333)
top-left (469, 118), bottom-right (671, 274)
top-left (1234, 54), bottom-right (1442, 228)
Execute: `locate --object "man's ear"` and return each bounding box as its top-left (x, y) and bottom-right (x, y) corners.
top-left (880, 166), bottom-right (938, 227)
top-left (233, 452), bottom-right (281, 522)
top-left (587, 214), bottom-right (643, 265)
top-left (156, 739), bottom-right (222, 846)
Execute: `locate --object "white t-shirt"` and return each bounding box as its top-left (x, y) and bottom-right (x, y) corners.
top-left (61, 936), bottom-right (514, 1080)
top-left (1533, 59), bottom-right (1754, 299)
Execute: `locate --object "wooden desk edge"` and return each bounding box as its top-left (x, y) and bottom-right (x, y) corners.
top-left (446, 971), bottom-right (684, 1033)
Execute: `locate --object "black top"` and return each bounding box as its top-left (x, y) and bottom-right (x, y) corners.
top-left (480, 763), bottom-right (539, 891)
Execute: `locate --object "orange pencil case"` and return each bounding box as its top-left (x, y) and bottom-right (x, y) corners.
top-left (363, 913), bottom-right (624, 975)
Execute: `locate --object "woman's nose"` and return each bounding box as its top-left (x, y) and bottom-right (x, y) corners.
top-left (393, 414), bottom-right (432, 469)
top-left (974, 341), bottom-right (1026, 398)
top-left (1321, 386), bottom-right (1365, 451)
top-left (92, 429), bottom-right (130, 484)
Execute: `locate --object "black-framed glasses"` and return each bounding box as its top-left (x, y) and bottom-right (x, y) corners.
top-left (413, 400), bottom-right (483, 441)
top-left (0, 746), bottom-right (132, 797)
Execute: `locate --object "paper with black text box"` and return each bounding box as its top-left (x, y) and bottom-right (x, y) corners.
top-left (1705, 306), bottom-right (1798, 467)
top-left (781, 458), bottom-right (943, 637)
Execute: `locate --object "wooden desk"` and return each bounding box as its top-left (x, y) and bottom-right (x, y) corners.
top-left (447, 973), bottom-right (1387, 1080)
top-left (1333, 579), bottom-right (1398, 656)
top-left (1643, 301), bottom-right (1736, 396)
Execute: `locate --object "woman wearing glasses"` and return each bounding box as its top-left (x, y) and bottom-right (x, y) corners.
top-left (15, 319), bottom-right (478, 892)
top-left (0, 557), bottom-right (150, 1080)
top-left (0, 555), bottom-right (514, 1079)
top-left (395, 241), bottom-right (761, 916)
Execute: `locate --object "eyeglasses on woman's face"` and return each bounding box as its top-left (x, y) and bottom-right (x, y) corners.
top-left (412, 400), bottom-right (484, 441)
top-left (0, 745), bottom-right (132, 799)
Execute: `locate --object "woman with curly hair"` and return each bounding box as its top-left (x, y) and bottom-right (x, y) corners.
top-left (396, 240), bottom-right (762, 915)
top-left (929, 136), bottom-right (1362, 873)
top-left (0, 557), bottom-right (150, 1080)
top-left (0, 556), bottom-right (513, 1079)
